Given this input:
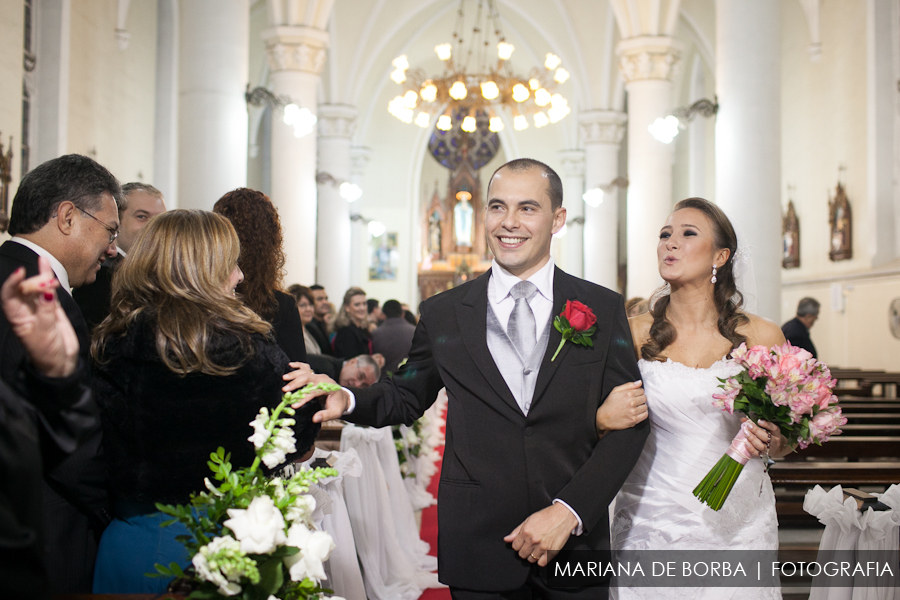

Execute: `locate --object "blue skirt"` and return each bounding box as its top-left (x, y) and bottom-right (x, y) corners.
top-left (92, 503), bottom-right (191, 593)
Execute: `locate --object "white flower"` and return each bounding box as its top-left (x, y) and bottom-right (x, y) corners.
top-left (285, 494), bottom-right (316, 525)
top-left (192, 536), bottom-right (243, 596)
top-left (283, 522), bottom-right (335, 582)
top-left (270, 477), bottom-right (286, 502)
top-left (224, 495), bottom-right (287, 555)
top-left (204, 477), bottom-right (224, 497)
top-left (261, 426), bottom-right (297, 469)
top-left (248, 408), bottom-right (271, 449)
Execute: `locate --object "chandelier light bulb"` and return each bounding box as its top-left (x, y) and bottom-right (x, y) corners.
top-left (392, 55), bottom-right (409, 71)
top-left (390, 69), bottom-right (406, 84)
top-left (340, 182), bottom-right (363, 202)
top-left (489, 116), bottom-right (504, 132)
top-left (368, 220), bottom-right (386, 237)
top-left (544, 53), bottom-right (561, 70)
top-left (461, 116), bottom-right (477, 132)
top-left (402, 90), bottom-right (418, 109)
top-left (435, 43), bottom-right (452, 61)
top-left (415, 112), bottom-right (431, 128)
top-left (512, 84), bottom-right (529, 102)
top-left (497, 42), bottom-right (514, 60)
top-left (648, 115), bottom-right (680, 144)
top-left (480, 81), bottom-right (500, 100)
top-left (420, 82), bottom-right (438, 102)
top-left (534, 88), bottom-right (551, 107)
top-left (534, 111), bottom-right (550, 128)
top-left (554, 68), bottom-right (570, 83)
top-left (449, 80), bottom-right (468, 100)
top-left (513, 114), bottom-right (528, 130)
top-left (437, 115), bottom-right (453, 131)
top-left (550, 93), bottom-right (566, 108)
top-left (582, 187), bottom-right (604, 207)
top-left (548, 105), bottom-right (569, 123)
top-left (398, 107), bottom-right (414, 123)
top-left (529, 78), bottom-right (540, 90)
top-left (283, 104), bottom-right (317, 138)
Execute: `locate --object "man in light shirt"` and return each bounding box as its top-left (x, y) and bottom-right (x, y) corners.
top-left (0, 153), bottom-right (121, 594)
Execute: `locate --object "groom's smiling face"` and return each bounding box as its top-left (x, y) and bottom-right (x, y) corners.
top-left (485, 167), bottom-right (566, 279)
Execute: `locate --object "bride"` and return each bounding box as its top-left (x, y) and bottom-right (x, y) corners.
top-left (598, 198), bottom-right (790, 599)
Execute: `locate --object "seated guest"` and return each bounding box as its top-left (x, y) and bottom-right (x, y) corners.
top-left (90, 211), bottom-right (320, 593)
top-left (332, 287), bottom-right (372, 359)
top-left (367, 298), bottom-right (384, 331)
top-left (372, 299), bottom-right (416, 374)
top-left (73, 182), bottom-right (167, 330)
top-left (307, 284), bottom-right (334, 356)
top-left (1, 258), bottom-right (94, 600)
top-left (306, 353), bottom-right (381, 388)
top-left (213, 189), bottom-right (306, 363)
top-left (782, 297), bottom-right (820, 358)
top-left (288, 284), bottom-right (323, 355)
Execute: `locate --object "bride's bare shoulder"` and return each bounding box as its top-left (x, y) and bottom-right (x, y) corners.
top-left (738, 312), bottom-right (786, 348)
top-left (628, 311), bottom-right (653, 352)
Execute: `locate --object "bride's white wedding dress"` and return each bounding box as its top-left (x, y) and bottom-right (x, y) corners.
top-left (610, 358), bottom-right (781, 600)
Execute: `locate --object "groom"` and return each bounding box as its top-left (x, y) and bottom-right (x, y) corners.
top-left (305, 158), bottom-right (649, 599)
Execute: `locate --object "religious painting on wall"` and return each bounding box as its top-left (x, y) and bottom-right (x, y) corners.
top-left (828, 182), bottom-right (852, 262)
top-left (369, 232), bottom-right (399, 280)
top-left (782, 199), bottom-right (800, 269)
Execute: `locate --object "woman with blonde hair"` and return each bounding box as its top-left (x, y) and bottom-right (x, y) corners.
top-left (91, 210), bottom-right (321, 593)
top-left (331, 286), bottom-right (372, 359)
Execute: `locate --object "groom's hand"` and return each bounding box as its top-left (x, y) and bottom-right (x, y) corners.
top-left (504, 503), bottom-right (578, 567)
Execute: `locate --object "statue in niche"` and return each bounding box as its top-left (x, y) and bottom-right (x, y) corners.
top-left (454, 190), bottom-right (474, 248)
top-left (428, 209), bottom-right (442, 255)
top-left (782, 198), bottom-right (800, 269)
top-left (828, 182), bottom-right (852, 261)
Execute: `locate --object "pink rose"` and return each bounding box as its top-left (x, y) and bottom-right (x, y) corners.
top-left (743, 345), bottom-right (773, 379)
top-left (730, 343), bottom-right (750, 367)
top-left (806, 408), bottom-right (847, 445)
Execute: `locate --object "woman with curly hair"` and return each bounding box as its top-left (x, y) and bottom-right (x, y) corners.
top-left (213, 188), bottom-right (307, 362)
top-left (90, 211), bottom-right (321, 592)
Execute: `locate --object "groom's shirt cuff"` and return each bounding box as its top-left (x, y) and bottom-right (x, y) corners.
top-left (342, 387), bottom-right (356, 414)
top-left (552, 499), bottom-right (584, 536)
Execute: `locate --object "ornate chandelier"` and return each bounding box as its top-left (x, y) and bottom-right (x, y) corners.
top-left (387, 0), bottom-right (571, 133)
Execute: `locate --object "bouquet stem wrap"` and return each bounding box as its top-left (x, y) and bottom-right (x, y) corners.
top-left (692, 420), bottom-right (755, 511)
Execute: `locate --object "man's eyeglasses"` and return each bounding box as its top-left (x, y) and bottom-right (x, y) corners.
top-left (78, 207), bottom-right (119, 245)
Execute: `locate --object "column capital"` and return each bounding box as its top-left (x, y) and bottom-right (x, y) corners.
top-left (261, 25), bottom-right (329, 75)
top-left (616, 36), bottom-right (682, 84)
top-left (558, 150), bottom-right (585, 178)
top-left (318, 104), bottom-right (357, 139)
top-left (578, 110), bottom-right (627, 146)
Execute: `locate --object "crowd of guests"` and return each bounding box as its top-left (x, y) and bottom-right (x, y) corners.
top-left (0, 154), bottom-right (420, 597)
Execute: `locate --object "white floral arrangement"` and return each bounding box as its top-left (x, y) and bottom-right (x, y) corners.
top-left (152, 383), bottom-right (346, 600)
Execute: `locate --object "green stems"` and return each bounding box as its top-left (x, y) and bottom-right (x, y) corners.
top-left (692, 455), bottom-right (745, 511)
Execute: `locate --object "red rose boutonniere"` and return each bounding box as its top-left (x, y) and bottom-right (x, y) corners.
top-left (551, 300), bottom-right (597, 361)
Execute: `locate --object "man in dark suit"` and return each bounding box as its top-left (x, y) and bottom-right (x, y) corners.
top-left (372, 299), bottom-right (416, 374)
top-left (305, 353), bottom-right (380, 388)
top-left (73, 182), bottom-right (166, 330)
top-left (782, 297), bottom-right (820, 358)
top-left (299, 159), bottom-right (649, 599)
top-left (1, 154), bottom-right (121, 593)
top-left (307, 284), bottom-right (335, 355)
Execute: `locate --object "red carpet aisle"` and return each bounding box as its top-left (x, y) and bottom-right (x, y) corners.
top-left (419, 403), bottom-right (451, 600)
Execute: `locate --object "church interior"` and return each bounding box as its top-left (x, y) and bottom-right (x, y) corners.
top-left (2, 0), bottom-right (900, 599)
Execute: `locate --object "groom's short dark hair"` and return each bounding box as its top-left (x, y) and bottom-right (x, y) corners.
top-left (487, 158), bottom-right (563, 210)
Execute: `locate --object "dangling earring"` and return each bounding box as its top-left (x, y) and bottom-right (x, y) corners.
top-left (711, 264), bottom-right (718, 284)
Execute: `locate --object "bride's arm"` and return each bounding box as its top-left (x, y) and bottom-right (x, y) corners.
top-left (595, 314), bottom-right (651, 436)
top-left (741, 314), bottom-right (794, 458)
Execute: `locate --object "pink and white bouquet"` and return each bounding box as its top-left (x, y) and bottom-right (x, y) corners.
top-left (693, 342), bottom-right (847, 511)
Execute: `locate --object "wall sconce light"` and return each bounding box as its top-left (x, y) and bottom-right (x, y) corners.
top-left (317, 171), bottom-right (363, 202)
top-left (582, 176), bottom-right (629, 207)
top-left (245, 84), bottom-right (317, 139)
top-left (350, 213), bottom-right (385, 237)
top-left (649, 97), bottom-right (718, 144)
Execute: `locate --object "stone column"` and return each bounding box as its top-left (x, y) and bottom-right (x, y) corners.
top-left (34, 0), bottom-right (71, 163)
top-left (558, 150), bottom-right (585, 278)
top-left (153, 0), bottom-right (178, 205)
top-left (617, 36), bottom-right (681, 298)
top-left (348, 147), bottom-right (370, 289)
top-left (177, 0), bottom-right (248, 209)
top-left (715, 0), bottom-right (781, 320)
top-left (316, 104), bottom-right (356, 295)
top-left (261, 25), bottom-right (328, 285)
top-left (580, 110), bottom-right (627, 290)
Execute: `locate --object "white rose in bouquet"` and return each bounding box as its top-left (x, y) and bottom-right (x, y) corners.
top-left (283, 522), bottom-right (336, 582)
top-left (224, 495), bottom-right (287, 554)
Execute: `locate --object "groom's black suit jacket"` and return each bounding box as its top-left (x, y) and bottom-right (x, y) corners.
top-left (0, 240), bottom-right (108, 593)
top-left (348, 267), bottom-right (649, 591)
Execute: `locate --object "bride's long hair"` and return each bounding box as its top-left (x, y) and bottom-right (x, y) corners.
top-left (641, 198), bottom-right (749, 362)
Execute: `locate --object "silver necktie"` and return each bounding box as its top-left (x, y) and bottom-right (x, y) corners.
top-left (507, 281), bottom-right (538, 358)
